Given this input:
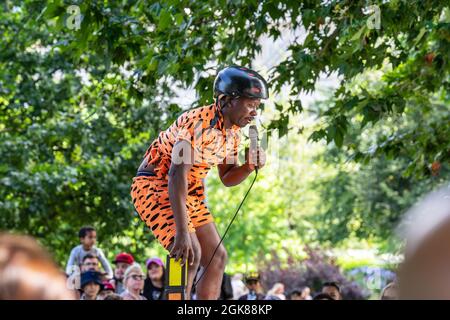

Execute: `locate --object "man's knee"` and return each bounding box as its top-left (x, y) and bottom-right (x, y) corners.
top-left (213, 245), bottom-right (227, 269)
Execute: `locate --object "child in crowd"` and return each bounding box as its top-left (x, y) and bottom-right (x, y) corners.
top-left (66, 226), bottom-right (113, 279)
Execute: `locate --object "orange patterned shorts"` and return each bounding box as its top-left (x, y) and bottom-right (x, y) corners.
top-left (130, 173), bottom-right (213, 250)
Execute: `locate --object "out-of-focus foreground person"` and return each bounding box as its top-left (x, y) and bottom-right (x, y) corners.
top-left (0, 233), bottom-right (75, 300)
top-left (399, 185), bottom-right (450, 299)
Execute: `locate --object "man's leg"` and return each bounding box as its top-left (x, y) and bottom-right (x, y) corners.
top-left (195, 222), bottom-right (227, 300)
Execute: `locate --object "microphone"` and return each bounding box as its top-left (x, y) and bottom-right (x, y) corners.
top-left (249, 125), bottom-right (259, 173)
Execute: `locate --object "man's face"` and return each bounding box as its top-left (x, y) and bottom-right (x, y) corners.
top-left (80, 231), bottom-right (96, 248)
top-left (245, 279), bottom-right (259, 292)
top-left (114, 262), bottom-right (130, 280)
top-left (322, 286), bottom-right (341, 300)
top-left (81, 257), bottom-right (99, 272)
top-left (83, 282), bottom-right (100, 298)
top-left (229, 97), bottom-right (261, 128)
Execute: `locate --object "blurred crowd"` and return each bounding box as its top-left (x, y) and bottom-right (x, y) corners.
top-left (0, 225), bottom-right (398, 300)
top-left (0, 185), bottom-right (447, 300)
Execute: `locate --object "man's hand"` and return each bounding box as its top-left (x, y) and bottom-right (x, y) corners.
top-left (169, 231), bottom-right (194, 266)
top-left (245, 146), bottom-right (266, 171)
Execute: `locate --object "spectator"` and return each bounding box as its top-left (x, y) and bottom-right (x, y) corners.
top-left (80, 254), bottom-right (100, 273)
top-left (313, 293), bottom-right (334, 300)
top-left (65, 226), bottom-right (113, 279)
top-left (398, 185), bottom-right (450, 299)
top-left (97, 282), bottom-right (115, 300)
top-left (380, 282), bottom-right (398, 300)
top-left (265, 282), bottom-right (286, 300)
top-left (238, 272), bottom-right (266, 300)
top-left (301, 286), bottom-right (312, 300)
top-left (289, 288), bottom-right (303, 300)
top-left (110, 252), bottom-right (134, 295)
top-left (231, 273), bottom-right (248, 299)
top-left (80, 271), bottom-right (104, 300)
top-left (143, 257), bottom-right (165, 300)
top-left (0, 233), bottom-right (75, 300)
top-left (120, 263), bottom-right (147, 300)
top-left (322, 282), bottom-right (342, 300)
top-left (81, 254), bottom-right (112, 281)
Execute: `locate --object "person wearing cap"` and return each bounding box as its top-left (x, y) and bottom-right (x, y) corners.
top-left (238, 272), bottom-right (266, 300)
top-left (80, 271), bottom-right (104, 300)
top-left (109, 252), bottom-right (134, 294)
top-left (97, 281), bottom-right (115, 300)
top-left (143, 257), bottom-right (165, 300)
top-left (131, 66), bottom-right (269, 299)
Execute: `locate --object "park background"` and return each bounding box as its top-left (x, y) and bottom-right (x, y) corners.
top-left (0, 0), bottom-right (449, 299)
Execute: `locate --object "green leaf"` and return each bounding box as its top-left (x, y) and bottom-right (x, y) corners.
top-left (334, 128), bottom-right (344, 148)
top-left (174, 13), bottom-right (184, 26)
top-left (158, 9), bottom-right (172, 31)
top-left (351, 25), bottom-right (367, 41)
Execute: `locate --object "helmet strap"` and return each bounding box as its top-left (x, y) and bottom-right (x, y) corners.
top-left (216, 94), bottom-right (240, 111)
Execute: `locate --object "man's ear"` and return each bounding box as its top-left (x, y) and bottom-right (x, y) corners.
top-left (220, 96), bottom-right (232, 109)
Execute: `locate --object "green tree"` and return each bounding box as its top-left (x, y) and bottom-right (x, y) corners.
top-left (36, 0), bottom-right (449, 171)
top-left (0, 0), bottom-right (177, 264)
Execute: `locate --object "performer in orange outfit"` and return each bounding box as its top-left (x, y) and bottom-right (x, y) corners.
top-left (131, 66), bottom-right (268, 299)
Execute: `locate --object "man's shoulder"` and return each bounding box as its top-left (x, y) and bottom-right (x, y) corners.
top-left (190, 103), bottom-right (215, 114)
top-left (180, 104), bottom-right (216, 124)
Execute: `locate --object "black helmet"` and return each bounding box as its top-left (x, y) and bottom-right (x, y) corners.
top-left (214, 66), bottom-right (269, 99)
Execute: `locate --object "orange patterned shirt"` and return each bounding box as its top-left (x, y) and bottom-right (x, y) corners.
top-left (142, 102), bottom-right (241, 183)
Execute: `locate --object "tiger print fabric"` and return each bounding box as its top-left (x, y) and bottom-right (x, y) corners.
top-left (131, 102), bottom-right (241, 249)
